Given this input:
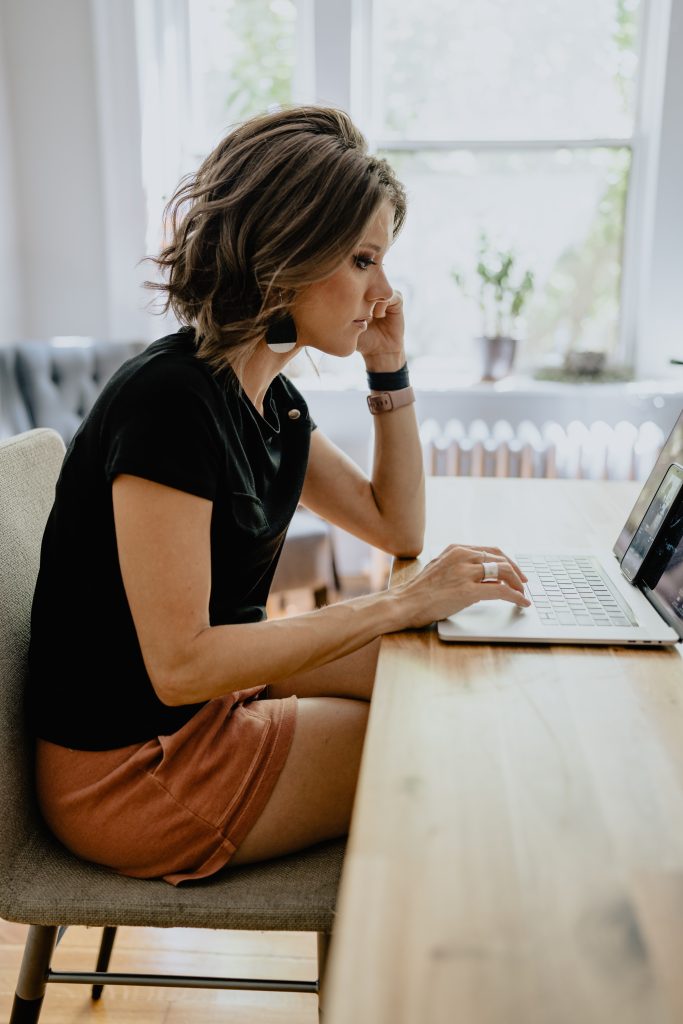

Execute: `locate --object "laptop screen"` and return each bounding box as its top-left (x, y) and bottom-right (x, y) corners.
top-left (614, 407), bottom-right (683, 560)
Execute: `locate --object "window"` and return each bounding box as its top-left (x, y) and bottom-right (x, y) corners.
top-left (136, 0), bottom-right (677, 377)
top-left (184, 0), bottom-right (308, 157)
top-left (135, 0), bottom-right (311, 259)
top-left (361, 0), bottom-right (642, 373)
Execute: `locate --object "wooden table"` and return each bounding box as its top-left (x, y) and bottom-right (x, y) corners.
top-left (325, 478), bottom-right (683, 1024)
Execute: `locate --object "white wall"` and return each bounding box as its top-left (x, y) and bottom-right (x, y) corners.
top-left (91, 0), bottom-right (150, 341)
top-left (1, 0), bottom-right (108, 339)
top-left (0, 4), bottom-right (20, 345)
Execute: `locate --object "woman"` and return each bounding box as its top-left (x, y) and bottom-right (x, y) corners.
top-left (28, 107), bottom-right (528, 884)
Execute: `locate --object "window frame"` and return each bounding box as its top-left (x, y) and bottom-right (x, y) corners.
top-left (314, 0), bottom-right (680, 378)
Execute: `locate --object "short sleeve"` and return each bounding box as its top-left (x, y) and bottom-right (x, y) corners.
top-left (279, 374), bottom-right (316, 431)
top-left (103, 364), bottom-right (224, 500)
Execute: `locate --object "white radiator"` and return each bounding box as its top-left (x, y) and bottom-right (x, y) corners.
top-left (419, 418), bottom-right (666, 481)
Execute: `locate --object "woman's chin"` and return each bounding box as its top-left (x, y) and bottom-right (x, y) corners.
top-left (308, 337), bottom-right (358, 359)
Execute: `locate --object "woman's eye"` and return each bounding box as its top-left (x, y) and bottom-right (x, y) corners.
top-left (354, 255), bottom-right (377, 271)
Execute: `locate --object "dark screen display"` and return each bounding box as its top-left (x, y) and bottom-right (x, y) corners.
top-left (621, 465), bottom-right (683, 580)
top-left (642, 509), bottom-right (683, 637)
top-left (614, 409), bottom-right (683, 560)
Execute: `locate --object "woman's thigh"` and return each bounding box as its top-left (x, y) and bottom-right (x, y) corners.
top-left (231, 696), bottom-right (368, 865)
top-left (266, 637), bottom-right (380, 702)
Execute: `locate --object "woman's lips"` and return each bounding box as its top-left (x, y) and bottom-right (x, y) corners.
top-left (353, 319), bottom-right (368, 329)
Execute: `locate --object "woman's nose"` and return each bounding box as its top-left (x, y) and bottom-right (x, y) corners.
top-left (366, 267), bottom-right (393, 303)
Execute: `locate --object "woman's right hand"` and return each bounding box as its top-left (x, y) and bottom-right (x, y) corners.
top-left (392, 544), bottom-right (530, 630)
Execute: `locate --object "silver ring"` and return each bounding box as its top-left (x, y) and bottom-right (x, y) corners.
top-left (482, 561), bottom-right (499, 582)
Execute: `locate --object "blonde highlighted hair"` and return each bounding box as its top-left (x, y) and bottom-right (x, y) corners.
top-left (145, 106), bottom-right (407, 375)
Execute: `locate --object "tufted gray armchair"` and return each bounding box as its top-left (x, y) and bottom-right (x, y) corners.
top-left (12, 338), bottom-right (148, 443)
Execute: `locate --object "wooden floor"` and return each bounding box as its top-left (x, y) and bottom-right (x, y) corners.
top-left (0, 920), bottom-right (319, 1022)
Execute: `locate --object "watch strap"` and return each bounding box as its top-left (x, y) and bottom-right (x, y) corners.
top-left (366, 386), bottom-right (416, 415)
top-left (366, 362), bottom-right (410, 391)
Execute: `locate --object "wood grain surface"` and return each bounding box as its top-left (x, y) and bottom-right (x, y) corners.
top-left (325, 479), bottom-right (683, 1024)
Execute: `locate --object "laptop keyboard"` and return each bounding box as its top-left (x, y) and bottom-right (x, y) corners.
top-left (516, 555), bottom-right (639, 628)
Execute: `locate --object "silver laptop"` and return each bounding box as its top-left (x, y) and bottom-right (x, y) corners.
top-left (437, 408), bottom-right (683, 647)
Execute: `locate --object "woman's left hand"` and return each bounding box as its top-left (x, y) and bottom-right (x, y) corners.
top-left (357, 290), bottom-right (406, 371)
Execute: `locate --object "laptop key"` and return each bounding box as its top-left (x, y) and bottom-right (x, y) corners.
top-left (525, 573), bottom-right (546, 596)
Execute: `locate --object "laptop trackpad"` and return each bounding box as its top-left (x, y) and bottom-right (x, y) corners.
top-left (446, 600), bottom-right (524, 636)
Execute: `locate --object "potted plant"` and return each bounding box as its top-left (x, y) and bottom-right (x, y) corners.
top-left (452, 233), bottom-right (534, 381)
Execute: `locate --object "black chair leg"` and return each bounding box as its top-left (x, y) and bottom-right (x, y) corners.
top-left (91, 925), bottom-right (118, 1000)
top-left (317, 931), bottom-right (331, 1021)
top-left (314, 586), bottom-right (328, 608)
top-left (9, 924), bottom-right (58, 1024)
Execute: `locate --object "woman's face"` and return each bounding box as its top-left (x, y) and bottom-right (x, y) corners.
top-left (290, 201), bottom-right (394, 357)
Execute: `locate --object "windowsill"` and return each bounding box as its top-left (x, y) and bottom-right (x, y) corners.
top-left (290, 358), bottom-right (683, 396)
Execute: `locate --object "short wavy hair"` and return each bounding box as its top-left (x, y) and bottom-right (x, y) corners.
top-left (146, 106), bottom-right (407, 373)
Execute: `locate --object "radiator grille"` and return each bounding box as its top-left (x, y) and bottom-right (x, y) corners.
top-left (419, 418), bottom-right (665, 481)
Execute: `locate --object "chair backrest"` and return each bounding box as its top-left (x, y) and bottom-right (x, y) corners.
top-left (0, 347), bottom-right (32, 438)
top-left (0, 429), bottom-right (65, 870)
top-left (14, 338), bottom-right (147, 443)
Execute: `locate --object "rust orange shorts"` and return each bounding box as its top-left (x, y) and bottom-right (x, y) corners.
top-left (35, 686), bottom-right (297, 885)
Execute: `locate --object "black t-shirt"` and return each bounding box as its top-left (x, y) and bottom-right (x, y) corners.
top-left (28, 328), bottom-right (315, 750)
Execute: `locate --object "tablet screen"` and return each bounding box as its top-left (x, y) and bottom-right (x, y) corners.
top-left (621, 464), bottom-right (683, 581)
top-left (614, 408), bottom-right (683, 560)
top-left (641, 508), bottom-right (683, 638)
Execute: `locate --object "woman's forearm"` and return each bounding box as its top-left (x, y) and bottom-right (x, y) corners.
top-left (154, 538), bottom-right (531, 708)
top-left (363, 347), bottom-right (425, 556)
top-left (369, 400), bottom-right (425, 557)
top-left (160, 586), bottom-right (408, 706)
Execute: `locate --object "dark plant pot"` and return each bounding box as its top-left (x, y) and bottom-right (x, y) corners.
top-left (563, 350), bottom-right (606, 376)
top-left (476, 336), bottom-right (517, 382)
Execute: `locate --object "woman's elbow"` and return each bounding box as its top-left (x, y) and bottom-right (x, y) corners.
top-left (389, 527), bottom-right (425, 560)
top-left (147, 651), bottom-right (199, 707)
top-left (394, 543), bottom-right (423, 560)
top-left (143, 621), bottom-right (217, 706)
top-left (149, 670), bottom-right (187, 707)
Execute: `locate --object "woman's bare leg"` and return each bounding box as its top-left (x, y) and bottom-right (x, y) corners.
top-left (266, 637), bottom-right (380, 702)
top-left (232, 640), bottom-right (380, 864)
top-left (231, 696), bottom-right (368, 865)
